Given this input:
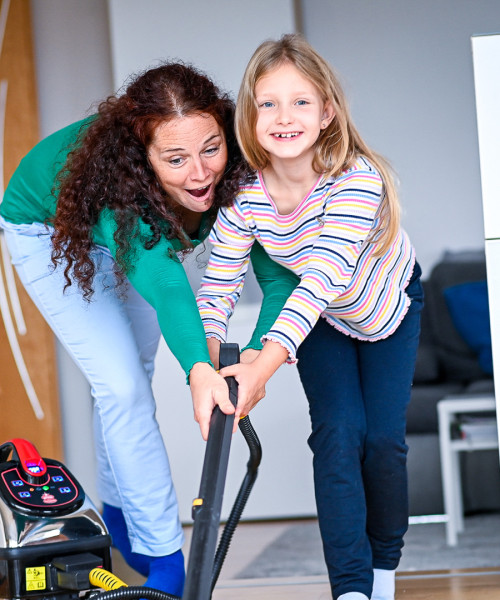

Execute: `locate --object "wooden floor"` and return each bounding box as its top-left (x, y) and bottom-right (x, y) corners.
top-left (113, 521), bottom-right (500, 599)
top-left (213, 569), bottom-right (500, 599)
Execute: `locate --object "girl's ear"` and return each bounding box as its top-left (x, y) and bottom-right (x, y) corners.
top-left (321, 102), bottom-right (335, 128)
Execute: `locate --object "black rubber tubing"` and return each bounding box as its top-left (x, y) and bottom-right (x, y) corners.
top-left (93, 415), bottom-right (261, 600)
top-left (210, 414), bottom-right (262, 591)
top-left (92, 586), bottom-right (178, 600)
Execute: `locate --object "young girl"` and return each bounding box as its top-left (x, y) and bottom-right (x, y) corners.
top-left (196, 34), bottom-right (423, 600)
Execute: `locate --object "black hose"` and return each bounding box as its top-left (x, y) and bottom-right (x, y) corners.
top-left (93, 586), bottom-right (178, 600)
top-left (93, 416), bottom-right (261, 600)
top-left (210, 414), bottom-right (262, 590)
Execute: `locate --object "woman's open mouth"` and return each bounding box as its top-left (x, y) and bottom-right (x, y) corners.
top-left (186, 184), bottom-right (212, 200)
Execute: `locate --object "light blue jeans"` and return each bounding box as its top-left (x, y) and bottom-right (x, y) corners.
top-left (1, 218), bottom-right (184, 556)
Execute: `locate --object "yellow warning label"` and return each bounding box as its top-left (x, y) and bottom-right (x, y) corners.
top-left (25, 566), bottom-right (46, 591)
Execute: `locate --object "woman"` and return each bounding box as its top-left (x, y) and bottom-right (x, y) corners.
top-left (0, 62), bottom-right (250, 596)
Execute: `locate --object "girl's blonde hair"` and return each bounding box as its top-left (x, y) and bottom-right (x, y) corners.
top-left (235, 33), bottom-right (400, 254)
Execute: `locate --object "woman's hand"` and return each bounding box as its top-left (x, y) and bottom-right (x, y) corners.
top-left (219, 341), bottom-right (288, 419)
top-left (189, 362), bottom-right (235, 440)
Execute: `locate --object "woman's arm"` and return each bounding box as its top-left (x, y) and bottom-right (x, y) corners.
top-left (97, 210), bottom-right (235, 437)
top-left (188, 361), bottom-right (236, 440)
top-left (244, 242), bottom-right (300, 351)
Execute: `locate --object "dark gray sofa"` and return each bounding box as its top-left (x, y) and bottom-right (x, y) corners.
top-left (406, 250), bottom-right (500, 516)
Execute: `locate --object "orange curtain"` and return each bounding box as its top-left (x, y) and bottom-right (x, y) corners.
top-left (0, 0), bottom-right (62, 460)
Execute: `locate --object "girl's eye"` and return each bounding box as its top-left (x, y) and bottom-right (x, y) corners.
top-left (296, 99), bottom-right (308, 106)
top-left (260, 101), bottom-right (274, 108)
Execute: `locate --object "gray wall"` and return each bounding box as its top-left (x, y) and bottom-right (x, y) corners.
top-left (107, 0), bottom-right (296, 96)
top-left (301, 0), bottom-right (499, 273)
top-left (31, 0), bottom-right (113, 137)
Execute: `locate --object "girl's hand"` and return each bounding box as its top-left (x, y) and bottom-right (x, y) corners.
top-left (240, 348), bottom-right (260, 364)
top-left (207, 337), bottom-right (221, 370)
top-left (189, 362), bottom-right (235, 440)
top-left (219, 341), bottom-right (288, 419)
top-left (218, 362), bottom-right (268, 418)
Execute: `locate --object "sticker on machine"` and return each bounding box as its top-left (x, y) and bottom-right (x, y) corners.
top-left (25, 566), bottom-right (46, 591)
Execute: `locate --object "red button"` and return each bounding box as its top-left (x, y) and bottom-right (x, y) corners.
top-left (41, 493), bottom-right (57, 504)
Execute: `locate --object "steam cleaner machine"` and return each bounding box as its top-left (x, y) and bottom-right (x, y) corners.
top-left (0, 343), bottom-right (261, 600)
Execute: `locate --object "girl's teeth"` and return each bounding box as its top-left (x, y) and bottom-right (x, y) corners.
top-left (275, 132), bottom-right (299, 138)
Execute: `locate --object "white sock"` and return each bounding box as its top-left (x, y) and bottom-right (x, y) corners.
top-left (337, 593), bottom-right (369, 600)
top-left (371, 568), bottom-right (396, 600)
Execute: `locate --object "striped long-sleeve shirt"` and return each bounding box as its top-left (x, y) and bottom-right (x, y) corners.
top-left (197, 156), bottom-right (415, 361)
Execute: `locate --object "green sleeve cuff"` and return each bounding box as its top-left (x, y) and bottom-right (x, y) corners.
top-left (247, 242), bottom-right (300, 348)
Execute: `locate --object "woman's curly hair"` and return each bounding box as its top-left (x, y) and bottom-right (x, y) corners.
top-left (51, 62), bottom-right (249, 300)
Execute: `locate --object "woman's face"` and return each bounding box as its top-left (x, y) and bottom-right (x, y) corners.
top-left (148, 113), bottom-right (228, 213)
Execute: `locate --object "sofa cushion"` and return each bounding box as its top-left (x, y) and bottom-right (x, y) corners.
top-left (407, 382), bottom-right (464, 434)
top-left (413, 343), bottom-right (439, 383)
top-left (424, 251), bottom-right (488, 382)
top-left (465, 378), bottom-right (496, 395)
top-left (413, 281), bottom-right (440, 383)
top-left (444, 280), bottom-right (493, 375)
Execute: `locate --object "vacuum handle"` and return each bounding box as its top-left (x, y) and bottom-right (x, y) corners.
top-left (0, 438), bottom-right (49, 484)
top-left (183, 342), bottom-right (240, 600)
top-left (218, 342), bottom-right (239, 410)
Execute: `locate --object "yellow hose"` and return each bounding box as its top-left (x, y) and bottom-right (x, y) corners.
top-left (89, 568), bottom-right (128, 590)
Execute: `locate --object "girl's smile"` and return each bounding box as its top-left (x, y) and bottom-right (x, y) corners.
top-left (272, 131), bottom-right (302, 139)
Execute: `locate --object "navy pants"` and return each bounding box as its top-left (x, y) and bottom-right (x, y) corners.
top-left (296, 265), bottom-right (423, 599)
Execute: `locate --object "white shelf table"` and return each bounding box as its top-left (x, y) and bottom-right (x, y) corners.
top-left (437, 395), bottom-right (498, 546)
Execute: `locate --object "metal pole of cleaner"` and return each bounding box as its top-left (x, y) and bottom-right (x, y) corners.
top-left (182, 343), bottom-right (240, 600)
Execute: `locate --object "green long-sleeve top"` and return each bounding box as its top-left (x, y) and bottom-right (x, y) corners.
top-left (1, 118), bottom-right (299, 376)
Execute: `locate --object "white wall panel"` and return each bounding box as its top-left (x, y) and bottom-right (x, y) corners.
top-left (473, 34), bottom-right (500, 450)
top-left (472, 34), bottom-right (500, 240)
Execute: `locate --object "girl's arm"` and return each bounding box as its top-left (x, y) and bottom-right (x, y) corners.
top-left (196, 202), bottom-right (254, 344)
top-left (262, 165), bottom-right (384, 361)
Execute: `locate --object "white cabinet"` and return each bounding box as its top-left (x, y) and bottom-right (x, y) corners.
top-left (472, 34), bottom-right (500, 240)
top-left (472, 33), bottom-right (500, 450)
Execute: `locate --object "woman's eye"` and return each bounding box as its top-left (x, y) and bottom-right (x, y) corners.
top-left (204, 145), bottom-right (220, 155)
top-left (168, 157), bottom-right (184, 166)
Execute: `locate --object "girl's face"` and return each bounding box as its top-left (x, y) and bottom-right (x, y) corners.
top-left (148, 113), bottom-right (228, 214)
top-left (254, 62), bottom-right (334, 169)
